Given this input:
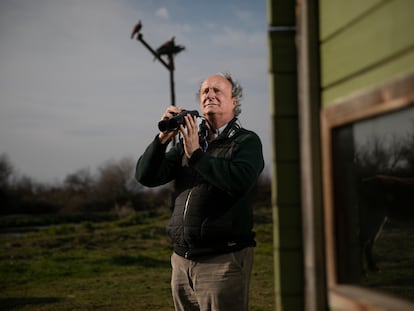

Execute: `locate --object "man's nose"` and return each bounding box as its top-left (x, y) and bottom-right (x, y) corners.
top-left (206, 88), bottom-right (215, 98)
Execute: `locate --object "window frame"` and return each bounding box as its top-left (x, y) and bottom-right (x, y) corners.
top-left (320, 73), bottom-right (414, 311)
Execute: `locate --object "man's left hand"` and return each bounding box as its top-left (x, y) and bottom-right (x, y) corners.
top-left (180, 115), bottom-right (201, 158)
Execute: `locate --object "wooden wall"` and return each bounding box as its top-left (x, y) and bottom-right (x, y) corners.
top-left (267, 0), bottom-right (304, 309)
top-left (319, 0), bottom-right (414, 106)
top-left (268, 0), bottom-right (414, 310)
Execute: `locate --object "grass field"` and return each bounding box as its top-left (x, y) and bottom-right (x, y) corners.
top-left (360, 219), bottom-right (414, 302)
top-left (0, 208), bottom-right (274, 311)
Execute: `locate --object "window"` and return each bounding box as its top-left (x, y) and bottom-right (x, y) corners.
top-left (321, 74), bottom-right (414, 310)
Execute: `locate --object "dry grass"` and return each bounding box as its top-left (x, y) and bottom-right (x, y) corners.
top-left (0, 208), bottom-right (274, 310)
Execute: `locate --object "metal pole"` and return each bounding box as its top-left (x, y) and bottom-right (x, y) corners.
top-left (136, 34), bottom-right (170, 70)
top-left (168, 54), bottom-right (175, 107)
top-left (131, 21), bottom-right (185, 145)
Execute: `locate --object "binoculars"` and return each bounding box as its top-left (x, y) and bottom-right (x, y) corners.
top-left (158, 110), bottom-right (200, 132)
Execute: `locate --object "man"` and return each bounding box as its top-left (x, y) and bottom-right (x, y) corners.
top-left (135, 73), bottom-right (264, 311)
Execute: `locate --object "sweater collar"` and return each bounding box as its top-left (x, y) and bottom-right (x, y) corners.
top-left (217, 118), bottom-right (241, 140)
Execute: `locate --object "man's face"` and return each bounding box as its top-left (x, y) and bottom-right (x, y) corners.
top-left (199, 75), bottom-right (236, 121)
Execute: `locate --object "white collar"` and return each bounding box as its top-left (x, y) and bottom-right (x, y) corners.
top-left (214, 123), bottom-right (228, 138)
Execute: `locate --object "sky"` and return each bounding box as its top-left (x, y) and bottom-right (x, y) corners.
top-left (0, 0), bottom-right (270, 183)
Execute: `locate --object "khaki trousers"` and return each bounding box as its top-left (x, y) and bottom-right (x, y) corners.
top-left (170, 247), bottom-right (254, 311)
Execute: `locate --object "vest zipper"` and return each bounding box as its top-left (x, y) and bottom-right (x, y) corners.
top-left (183, 191), bottom-right (192, 259)
top-left (183, 189), bottom-right (192, 221)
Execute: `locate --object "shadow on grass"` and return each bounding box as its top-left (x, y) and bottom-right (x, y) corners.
top-left (0, 297), bottom-right (61, 310)
top-left (109, 255), bottom-right (170, 268)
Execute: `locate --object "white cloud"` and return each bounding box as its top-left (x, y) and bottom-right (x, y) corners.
top-left (155, 6), bottom-right (169, 19)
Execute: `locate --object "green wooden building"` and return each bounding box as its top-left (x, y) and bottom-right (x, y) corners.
top-left (268, 0), bottom-right (414, 310)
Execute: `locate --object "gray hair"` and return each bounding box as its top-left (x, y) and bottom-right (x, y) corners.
top-left (196, 72), bottom-right (243, 117)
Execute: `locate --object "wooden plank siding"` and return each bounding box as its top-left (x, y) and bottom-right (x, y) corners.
top-left (267, 0), bottom-right (304, 309)
top-left (320, 0), bottom-right (414, 107)
top-left (319, 0), bottom-right (385, 41)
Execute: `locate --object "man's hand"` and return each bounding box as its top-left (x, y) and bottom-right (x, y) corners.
top-left (180, 114), bottom-right (200, 158)
top-left (158, 106), bottom-right (183, 144)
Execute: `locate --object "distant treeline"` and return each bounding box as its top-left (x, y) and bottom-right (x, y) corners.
top-left (0, 153), bottom-right (271, 218)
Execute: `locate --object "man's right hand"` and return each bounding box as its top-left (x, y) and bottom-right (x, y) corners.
top-left (158, 106), bottom-right (183, 144)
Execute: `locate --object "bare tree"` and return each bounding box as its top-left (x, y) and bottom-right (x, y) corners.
top-left (0, 153), bottom-right (13, 189)
top-left (64, 168), bottom-right (95, 193)
top-left (95, 157), bottom-right (136, 206)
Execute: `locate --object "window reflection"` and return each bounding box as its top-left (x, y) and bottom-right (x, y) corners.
top-left (332, 105), bottom-right (414, 302)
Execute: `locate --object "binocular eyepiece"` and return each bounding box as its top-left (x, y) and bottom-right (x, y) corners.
top-left (158, 110), bottom-right (200, 132)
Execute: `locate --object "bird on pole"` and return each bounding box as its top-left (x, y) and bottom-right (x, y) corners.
top-left (130, 20), bottom-right (142, 39)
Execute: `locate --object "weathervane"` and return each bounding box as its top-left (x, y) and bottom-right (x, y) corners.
top-left (131, 20), bottom-right (185, 107)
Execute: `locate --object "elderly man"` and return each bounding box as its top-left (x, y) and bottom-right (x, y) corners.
top-left (135, 73), bottom-right (264, 311)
